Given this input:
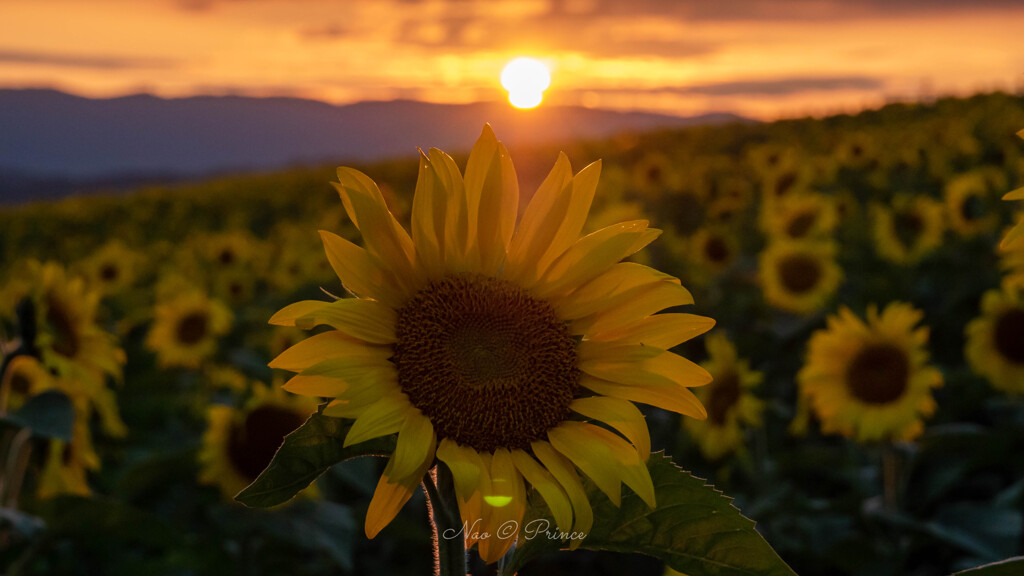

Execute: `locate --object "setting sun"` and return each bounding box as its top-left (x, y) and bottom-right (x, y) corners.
top-left (501, 57), bottom-right (550, 109)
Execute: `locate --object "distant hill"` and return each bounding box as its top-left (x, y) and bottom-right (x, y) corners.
top-left (0, 89), bottom-right (745, 202)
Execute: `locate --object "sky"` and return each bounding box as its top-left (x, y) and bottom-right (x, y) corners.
top-left (1, 0), bottom-right (1023, 119)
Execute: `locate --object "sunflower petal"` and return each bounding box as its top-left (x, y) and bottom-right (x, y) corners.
top-left (571, 281), bottom-right (695, 336)
top-left (295, 298), bottom-right (397, 344)
top-left (365, 433), bottom-right (437, 539)
top-left (282, 373), bottom-right (349, 397)
top-left (436, 439), bottom-right (486, 503)
top-left (554, 262), bottom-right (678, 319)
top-left (532, 160), bottom-right (601, 279)
top-left (388, 410), bottom-right (436, 480)
top-left (319, 230), bottom-right (405, 306)
top-left (1003, 186), bottom-right (1024, 201)
top-left (511, 449), bottom-right (574, 536)
top-left (547, 422), bottom-right (623, 506)
top-left (570, 396), bottom-right (651, 461)
top-left (269, 330), bottom-right (391, 371)
top-left (580, 349), bottom-right (713, 390)
top-left (466, 125), bottom-right (519, 275)
top-left (269, 300), bottom-right (330, 326)
top-left (344, 393), bottom-right (410, 447)
top-left (478, 448), bottom-right (526, 563)
top-left (534, 220), bottom-right (655, 299)
top-left (505, 153), bottom-right (574, 283)
top-left (299, 357), bottom-right (397, 390)
top-left (531, 440), bottom-right (594, 545)
top-left (589, 313), bottom-right (716, 349)
top-left (411, 151), bottom-right (447, 275)
top-left (580, 374), bottom-right (708, 419)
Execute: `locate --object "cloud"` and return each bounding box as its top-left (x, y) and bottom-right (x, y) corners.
top-left (574, 75), bottom-right (885, 97)
top-left (0, 49), bottom-right (176, 70)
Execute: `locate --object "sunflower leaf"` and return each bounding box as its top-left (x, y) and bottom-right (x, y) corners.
top-left (0, 390), bottom-right (74, 440)
top-left (235, 412), bottom-right (396, 508)
top-left (505, 452), bottom-right (796, 576)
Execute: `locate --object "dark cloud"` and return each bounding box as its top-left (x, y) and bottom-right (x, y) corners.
top-left (0, 49), bottom-right (176, 70)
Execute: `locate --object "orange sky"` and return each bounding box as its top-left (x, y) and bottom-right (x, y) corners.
top-left (1, 0), bottom-right (1022, 119)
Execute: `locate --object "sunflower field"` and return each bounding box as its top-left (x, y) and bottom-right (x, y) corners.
top-left (1, 92), bottom-right (1023, 576)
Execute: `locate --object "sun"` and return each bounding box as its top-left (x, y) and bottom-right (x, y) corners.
top-left (501, 57), bottom-right (550, 109)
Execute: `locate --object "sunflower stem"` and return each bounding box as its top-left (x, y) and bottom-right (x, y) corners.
top-left (425, 465), bottom-right (467, 576)
top-left (881, 443), bottom-right (903, 510)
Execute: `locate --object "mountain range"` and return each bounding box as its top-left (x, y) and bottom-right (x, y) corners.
top-left (0, 89), bottom-right (745, 203)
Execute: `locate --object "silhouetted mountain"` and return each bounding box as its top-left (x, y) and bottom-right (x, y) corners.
top-left (0, 89), bottom-right (746, 202)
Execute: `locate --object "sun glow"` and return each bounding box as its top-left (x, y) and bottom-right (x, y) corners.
top-left (501, 57), bottom-right (550, 109)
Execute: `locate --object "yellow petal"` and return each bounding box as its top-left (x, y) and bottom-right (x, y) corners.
top-left (269, 300), bottom-right (330, 326)
top-left (365, 433), bottom-right (437, 539)
top-left (531, 160), bottom-right (602, 280)
top-left (436, 438), bottom-right (487, 503)
top-left (388, 410), bottom-right (437, 481)
top-left (319, 230), bottom-right (405, 306)
top-left (478, 448), bottom-right (526, 563)
top-left (570, 396), bottom-right (651, 461)
top-left (505, 152), bottom-right (574, 284)
top-left (580, 349), bottom-right (713, 390)
top-left (510, 449), bottom-right (573, 536)
top-left (531, 440), bottom-right (593, 545)
top-left (534, 220), bottom-right (656, 299)
top-left (466, 126), bottom-right (519, 275)
top-left (411, 151), bottom-right (447, 275)
top-left (334, 167), bottom-right (421, 286)
top-left (295, 298), bottom-right (397, 344)
top-left (589, 313), bottom-right (715, 349)
top-left (269, 330), bottom-right (391, 371)
top-left (283, 374), bottom-right (350, 397)
top-left (344, 393), bottom-right (410, 447)
top-left (554, 262), bottom-right (678, 320)
top-left (427, 147), bottom-right (479, 272)
top-left (571, 281), bottom-right (695, 336)
top-left (1003, 186), bottom-right (1024, 201)
top-left (299, 357), bottom-right (397, 390)
top-left (547, 423), bottom-right (622, 506)
top-left (580, 374), bottom-right (707, 419)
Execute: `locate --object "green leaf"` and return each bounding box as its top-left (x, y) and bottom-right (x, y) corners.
top-left (235, 411), bottom-right (396, 508)
top-left (506, 452), bottom-right (796, 576)
top-left (952, 557), bottom-right (1024, 576)
top-left (0, 390), bottom-right (74, 440)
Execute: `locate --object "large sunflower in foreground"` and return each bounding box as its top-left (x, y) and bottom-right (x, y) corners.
top-left (797, 303), bottom-right (942, 443)
top-left (270, 126), bottom-right (715, 562)
top-left (965, 285), bottom-right (1024, 395)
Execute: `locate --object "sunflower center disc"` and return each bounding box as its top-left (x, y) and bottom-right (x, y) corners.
top-left (394, 274), bottom-right (579, 452)
top-left (100, 263), bottom-right (119, 282)
top-left (46, 297), bottom-right (80, 358)
top-left (894, 209), bottom-right (924, 248)
top-left (705, 236), bottom-right (730, 264)
top-left (707, 370), bottom-right (741, 425)
top-left (227, 406), bottom-right (305, 482)
top-left (778, 254), bottom-right (821, 294)
top-left (994, 308), bottom-right (1024, 365)
top-left (176, 312), bottom-right (209, 345)
top-left (846, 344), bottom-right (909, 404)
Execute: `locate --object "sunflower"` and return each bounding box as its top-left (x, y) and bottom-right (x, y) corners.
top-left (631, 151), bottom-right (678, 198)
top-left (762, 192), bottom-right (838, 241)
top-left (77, 240), bottom-right (143, 297)
top-left (945, 169), bottom-right (1008, 237)
top-left (146, 289), bottom-right (232, 369)
top-left (37, 439), bottom-right (92, 498)
top-left (1, 355), bottom-right (53, 412)
top-left (965, 285), bottom-right (1024, 395)
top-left (29, 262), bottom-right (125, 390)
top-left (871, 194), bottom-right (946, 265)
top-left (684, 333), bottom-right (764, 461)
top-left (1001, 184), bottom-right (1024, 250)
top-left (270, 126), bottom-right (715, 562)
top-left (797, 303), bottom-right (943, 443)
top-left (199, 383), bottom-right (318, 500)
top-left (687, 227), bottom-right (739, 276)
top-left (759, 240), bottom-right (843, 315)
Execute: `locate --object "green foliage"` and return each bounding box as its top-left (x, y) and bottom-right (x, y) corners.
top-left (236, 411), bottom-right (396, 508)
top-left (508, 452), bottom-right (796, 576)
top-left (0, 390), bottom-right (74, 440)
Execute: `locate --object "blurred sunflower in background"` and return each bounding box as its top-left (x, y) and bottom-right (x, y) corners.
top-left (762, 192), bottom-right (838, 241)
top-left (1001, 130), bottom-right (1024, 250)
top-left (684, 333), bottom-right (764, 461)
top-left (965, 284), bottom-right (1024, 395)
top-left (0, 355), bottom-right (52, 412)
top-left (871, 194), bottom-right (946, 264)
top-left (270, 126), bottom-right (715, 562)
top-left (146, 288), bottom-right (232, 368)
top-left (77, 240), bottom-right (143, 297)
top-left (797, 303), bottom-right (942, 443)
top-left (945, 168), bottom-right (1007, 237)
top-left (199, 383), bottom-right (318, 500)
top-left (759, 240), bottom-right (843, 315)
top-left (687, 227), bottom-right (739, 277)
